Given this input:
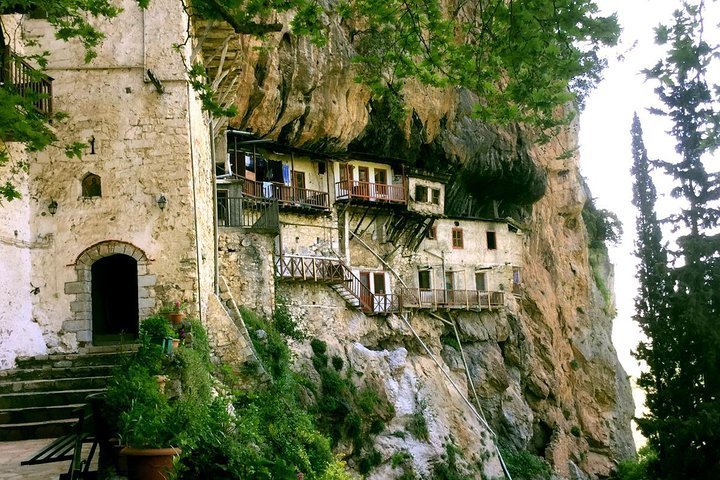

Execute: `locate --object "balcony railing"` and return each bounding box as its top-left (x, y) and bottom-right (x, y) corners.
top-left (217, 196), bottom-right (279, 232)
top-left (275, 254), bottom-right (345, 283)
top-left (399, 288), bottom-right (504, 310)
top-left (0, 47), bottom-right (53, 115)
top-left (242, 178), bottom-right (329, 210)
top-left (335, 180), bottom-right (406, 204)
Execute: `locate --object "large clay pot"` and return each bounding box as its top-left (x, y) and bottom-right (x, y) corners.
top-left (121, 447), bottom-right (180, 480)
top-left (169, 313), bottom-right (184, 325)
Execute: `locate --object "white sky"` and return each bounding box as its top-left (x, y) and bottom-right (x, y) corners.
top-left (578, 0), bottom-right (686, 447)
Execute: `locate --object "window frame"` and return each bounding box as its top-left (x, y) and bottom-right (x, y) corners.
top-left (415, 184), bottom-right (428, 202)
top-left (486, 231), bottom-right (497, 250)
top-left (452, 228), bottom-right (464, 249)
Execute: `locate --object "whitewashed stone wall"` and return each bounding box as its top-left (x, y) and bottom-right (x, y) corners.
top-left (0, 144), bottom-right (47, 368)
top-left (0, 0), bottom-right (215, 358)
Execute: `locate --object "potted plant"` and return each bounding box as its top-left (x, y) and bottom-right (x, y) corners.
top-left (158, 301), bottom-right (186, 325)
top-left (140, 315), bottom-right (174, 354)
top-left (105, 329), bottom-right (180, 480)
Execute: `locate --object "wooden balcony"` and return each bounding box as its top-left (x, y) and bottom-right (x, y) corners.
top-left (275, 254), bottom-right (345, 283)
top-left (335, 180), bottom-right (406, 204)
top-left (399, 288), bottom-right (504, 311)
top-left (0, 47), bottom-right (53, 115)
top-left (217, 196), bottom-right (279, 232)
top-left (243, 178), bottom-right (329, 211)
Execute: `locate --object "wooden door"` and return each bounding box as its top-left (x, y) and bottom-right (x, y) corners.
top-left (359, 271), bottom-right (372, 311)
top-left (358, 166), bottom-right (370, 198)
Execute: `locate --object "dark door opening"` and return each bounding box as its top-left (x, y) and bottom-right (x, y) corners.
top-left (92, 254), bottom-right (139, 345)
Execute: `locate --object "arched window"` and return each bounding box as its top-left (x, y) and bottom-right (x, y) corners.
top-left (82, 173), bottom-right (102, 197)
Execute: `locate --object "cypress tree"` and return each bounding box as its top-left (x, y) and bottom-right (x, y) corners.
top-left (633, 2), bottom-right (720, 477)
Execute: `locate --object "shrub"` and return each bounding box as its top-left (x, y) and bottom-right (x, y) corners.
top-left (501, 449), bottom-right (553, 480)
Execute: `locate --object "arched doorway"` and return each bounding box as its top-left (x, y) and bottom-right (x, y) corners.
top-left (91, 254), bottom-right (139, 344)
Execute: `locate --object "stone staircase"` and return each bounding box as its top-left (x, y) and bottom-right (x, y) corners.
top-left (0, 346), bottom-right (135, 441)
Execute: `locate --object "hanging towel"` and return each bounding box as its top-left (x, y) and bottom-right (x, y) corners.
top-left (282, 164), bottom-right (291, 185)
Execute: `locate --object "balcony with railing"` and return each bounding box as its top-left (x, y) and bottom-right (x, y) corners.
top-left (335, 180), bottom-right (406, 204)
top-left (275, 254), bottom-right (345, 283)
top-left (0, 47), bottom-right (53, 115)
top-left (399, 287), bottom-right (504, 311)
top-left (217, 196), bottom-right (279, 232)
top-left (243, 178), bottom-right (329, 211)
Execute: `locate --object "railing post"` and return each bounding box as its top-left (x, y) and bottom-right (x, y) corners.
top-left (312, 257), bottom-right (317, 282)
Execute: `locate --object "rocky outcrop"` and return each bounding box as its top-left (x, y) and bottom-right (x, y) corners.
top-left (198, 12), bottom-right (635, 479)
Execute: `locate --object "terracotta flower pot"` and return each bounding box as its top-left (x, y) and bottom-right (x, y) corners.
top-left (169, 313), bottom-right (184, 325)
top-left (171, 338), bottom-right (180, 349)
top-left (121, 447), bottom-right (180, 480)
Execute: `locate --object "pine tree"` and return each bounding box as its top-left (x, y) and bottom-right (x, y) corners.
top-left (633, 2), bottom-right (720, 477)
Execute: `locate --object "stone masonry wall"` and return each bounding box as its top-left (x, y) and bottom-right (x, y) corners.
top-left (1, 0), bottom-right (214, 352)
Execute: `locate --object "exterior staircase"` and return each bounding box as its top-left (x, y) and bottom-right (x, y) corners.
top-left (0, 347), bottom-right (135, 441)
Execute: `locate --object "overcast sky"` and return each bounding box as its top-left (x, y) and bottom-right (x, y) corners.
top-left (578, 0), bottom-right (688, 445)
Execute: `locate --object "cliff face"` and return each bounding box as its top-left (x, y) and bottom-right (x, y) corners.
top-left (205, 13), bottom-right (635, 478)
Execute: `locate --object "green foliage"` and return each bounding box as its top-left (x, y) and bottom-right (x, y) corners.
top-left (406, 398), bottom-right (429, 441)
top-left (611, 446), bottom-right (657, 480)
top-left (308, 338), bottom-right (394, 469)
top-left (570, 426), bottom-right (581, 437)
top-left (187, 62), bottom-right (239, 118)
top-left (348, 0), bottom-right (618, 132)
top-left (582, 198), bottom-right (623, 250)
top-left (139, 314), bottom-right (174, 340)
top-left (501, 449), bottom-right (552, 480)
top-left (432, 443), bottom-right (472, 480)
top-left (241, 306), bottom-right (291, 379)
top-left (273, 295), bottom-right (304, 340)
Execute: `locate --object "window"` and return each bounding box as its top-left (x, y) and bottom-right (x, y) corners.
top-left (293, 171), bottom-right (306, 190)
top-left (418, 270), bottom-right (431, 289)
top-left (486, 231), bottom-right (497, 250)
top-left (431, 188), bottom-right (440, 205)
top-left (81, 173), bottom-right (102, 197)
top-left (415, 185), bottom-right (428, 202)
top-left (475, 272), bottom-right (488, 291)
top-left (340, 164), bottom-right (350, 183)
top-left (318, 161), bottom-right (326, 175)
top-left (445, 271), bottom-right (455, 290)
top-left (426, 225), bottom-right (437, 239)
top-left (452, 228), bottom-right (464, 249)
top-left (358, 166), bottom-right (370, 183)
top-left (375, 169), bottom-right (388, 197)
top-left (373, 272), bottom-right (386, 294)
top-left (512, 267), bottom-right (521, 295)
top-left (374, 169), bottom-right (387, 185)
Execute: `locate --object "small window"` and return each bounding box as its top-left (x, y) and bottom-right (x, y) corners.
top-left (486, 231), bottom-right (497, 250)
top-left (81, 173), bottom-right (102, 197)
top-left (452, 228), bottom-right (464, 249)
top-left (415, 185), bottom-right (428, 202)
top-left (418, 270), bottom-right (431, 289)
top-left (426, 225), bottom-right (437, 239)
top-left (375, 169), bottom-right (387, 185)
top-left (475, 272), bottom-right (487, 291)
top-left (373, 272), bottom-right (386, 294)
top-left (318, 161), bottom-right (326, 175)
top-left (431, 188), bottom-right (440, 205)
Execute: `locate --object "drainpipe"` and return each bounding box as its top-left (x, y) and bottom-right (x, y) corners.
top-left (186, 81), bottom-right (203, 323)
top-left (210, 118), bottom-right (219, 296)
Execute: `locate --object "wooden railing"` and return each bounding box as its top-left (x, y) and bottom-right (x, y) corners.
top-left (335, 180), bottom-right (406, 204)
top-left (274, 254), bottom-right (345, 283)
top-left (217, 196), bottom-right (279, 231)
top-left (274, 253), bottom-right (401, 315)
top-left (0, 47), bottom-right (53, 115)
top-left (242, 178), bottom-right (329, 209)
top-left (399, 288), bottom-right (504, 310)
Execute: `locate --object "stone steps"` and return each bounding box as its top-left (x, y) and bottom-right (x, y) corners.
top-left (0, 349), bottom-right (132, 441)
top-left (0, 375), bottom-right (111, 394)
